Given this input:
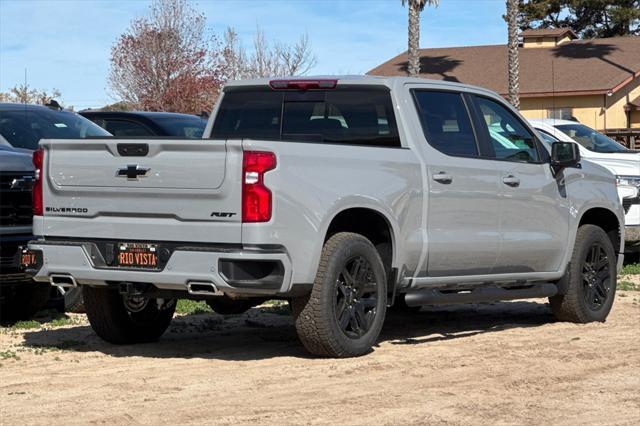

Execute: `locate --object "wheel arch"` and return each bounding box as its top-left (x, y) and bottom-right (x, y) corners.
top-left (324, 207), bottom-right (397, 268)
top-left (578, 207), bottom-right (622, 254)
top-left (322, 205), bottom-right (400, 303)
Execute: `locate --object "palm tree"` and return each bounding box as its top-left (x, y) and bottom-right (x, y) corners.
top-left (402, 0), bottom-right (439, 77)
top-left (506, 0), bottom-right (520, 108)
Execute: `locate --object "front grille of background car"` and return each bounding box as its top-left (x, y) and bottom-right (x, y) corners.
top-left (0, 172), bottom-right (34, 227)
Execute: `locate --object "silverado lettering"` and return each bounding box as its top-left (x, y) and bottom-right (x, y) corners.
top-left (46, 207), bottom-right (89, 214)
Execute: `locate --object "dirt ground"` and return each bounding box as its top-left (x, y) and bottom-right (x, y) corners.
top-left (1, 290), bottom-right (639, 425)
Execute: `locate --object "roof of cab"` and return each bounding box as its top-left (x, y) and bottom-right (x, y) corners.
top-left (79, 111), bottom-right (202, 120)
top-left (0, 103), bottom-right (65, 112)
top-left (222, 75), bottom-right (502, 99)
top-left (528, 118), bottom-right (581, 126)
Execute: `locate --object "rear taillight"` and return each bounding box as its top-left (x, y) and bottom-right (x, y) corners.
top-left (32, 148), bottom-right (44, 216)
top-left (242, 151), bottom-right (276, 223)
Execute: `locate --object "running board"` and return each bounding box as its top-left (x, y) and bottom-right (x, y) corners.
top-left (404, 283), bottom-right (558, 307)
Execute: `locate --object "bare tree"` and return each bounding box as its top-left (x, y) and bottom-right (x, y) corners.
top-left (0, 84), bottom-right (61, 105)
top-left (401, 0), bottom-right (440, 77)
top-left (108, 0), bottom-right (223, 113)
top-left (276, 32), bottom-right (316, 76)
top-left (506, 0), bottom-right (520, 108)
top-left (222, 25), bottom-right (316, 80)
top-left (221, 27), bottom-right (250, 81)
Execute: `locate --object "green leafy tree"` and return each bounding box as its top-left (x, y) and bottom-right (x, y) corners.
top-left (519, 0), bottom-right (640, 38)
top-left (401, 0), bottom-right (440, 76)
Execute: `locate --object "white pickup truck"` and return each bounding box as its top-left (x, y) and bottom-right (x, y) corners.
top-left (529, 119), bottom-right (640, 246)
top-left (27, 77), bottom-right (625, 357)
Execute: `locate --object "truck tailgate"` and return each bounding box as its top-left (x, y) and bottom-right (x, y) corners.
top-left (37, 138), bottom-right (242, 244)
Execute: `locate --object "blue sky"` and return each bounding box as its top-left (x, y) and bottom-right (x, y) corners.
top-left (0, 0), bottom-right (508, 109)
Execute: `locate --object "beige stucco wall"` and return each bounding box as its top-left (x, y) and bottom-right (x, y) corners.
top-left (522, 35), bottom-right (573, 49)
top-left (518, 76), bottom-right (640, 130)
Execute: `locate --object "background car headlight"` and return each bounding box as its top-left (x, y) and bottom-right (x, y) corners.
top-left (616, 175), bottom-right (640, 187)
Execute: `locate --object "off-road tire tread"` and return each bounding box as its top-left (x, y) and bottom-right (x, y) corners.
top-left (293, 232), bottom-right (387, 357)
top-left (550, 224), bottom-right (616, 323)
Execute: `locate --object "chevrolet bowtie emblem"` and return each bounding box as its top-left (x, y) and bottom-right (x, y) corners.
top-left (116, 165), bottom-right (150, 180)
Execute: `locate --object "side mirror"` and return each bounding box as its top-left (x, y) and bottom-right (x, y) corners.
top-left (551, 142), bottom-right (581, 174)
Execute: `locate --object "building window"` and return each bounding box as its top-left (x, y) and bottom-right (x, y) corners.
top-left (547, 108), bottom-right (574, 121)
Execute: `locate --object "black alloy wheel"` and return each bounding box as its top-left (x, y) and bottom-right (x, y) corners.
top-left (581, 242), bottom-right (612, 311)
top-left (334, 256), bottom-right (379, 339)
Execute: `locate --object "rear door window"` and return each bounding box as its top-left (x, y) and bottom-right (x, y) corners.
top-left (211, 88), bottom-right (400, 147)
top-left (412, 91), bottom-right (479, 157)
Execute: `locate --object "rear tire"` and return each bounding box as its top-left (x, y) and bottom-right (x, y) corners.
top-left (292, 232), bottom-right (387, 357)
top-left (83, 286), bottom-right (175, 344)
top-left (550, 224), bottom-right (617, 323)
top-left (0, 280), bottom-right (50, 321)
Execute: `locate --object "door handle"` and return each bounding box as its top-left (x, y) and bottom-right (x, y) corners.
top-left (432, 172), bottom-right (452, 184)
top-left (502, 175), bottom-right (520, 187)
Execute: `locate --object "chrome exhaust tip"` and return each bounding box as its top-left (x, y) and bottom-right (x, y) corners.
top-left (187, 281), bottom-right (223, 296)
top-left (49, 274), bottom-right (77, 288)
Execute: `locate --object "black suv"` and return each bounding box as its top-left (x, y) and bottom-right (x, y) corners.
top-left (0, 103), bottom-right (110, 318)
top-left (79, 111), bottom-right (207, 138)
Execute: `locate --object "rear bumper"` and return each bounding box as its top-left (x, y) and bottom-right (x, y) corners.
top-left (28, 240), bottom-right (293, 297)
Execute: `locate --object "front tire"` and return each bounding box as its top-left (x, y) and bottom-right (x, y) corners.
top-left (83, 286), bottom-right (176, 344)
top-left (550, 224), bottom-right (617, 323)
top-left (292, 232), bottom-right (387, 357)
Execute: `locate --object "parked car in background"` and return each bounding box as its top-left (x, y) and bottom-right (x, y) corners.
top-left (0, 103), bottom-right (111, 315)
top-left (0, 146), bottom-right (50, 319)
top-left (27, 77), bottom-right (624, 357)
top-left (79, 111), bottom-right (207, 138)
top-left (530, 119), bottom-right (640, 247)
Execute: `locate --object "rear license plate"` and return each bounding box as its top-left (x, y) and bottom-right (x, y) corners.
top-left (19, 248), bottom-right (40, 269)
top-left (116, 243), bottom-right (159, 269)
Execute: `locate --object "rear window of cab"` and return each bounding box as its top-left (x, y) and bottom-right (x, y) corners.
top-left (211, 87), bottom-right (401, 148)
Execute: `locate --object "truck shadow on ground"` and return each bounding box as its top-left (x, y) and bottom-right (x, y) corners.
top-left (22, 300), bottom-right (555, 361)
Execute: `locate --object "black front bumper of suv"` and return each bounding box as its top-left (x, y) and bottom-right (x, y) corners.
top-left (0, 234), bottom-right (34, 285)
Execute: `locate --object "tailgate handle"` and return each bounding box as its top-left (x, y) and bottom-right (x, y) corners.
top-left (117, 143), bottom-right (149, 157)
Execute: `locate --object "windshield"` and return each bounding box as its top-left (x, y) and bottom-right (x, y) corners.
top-left (154, 116), bottom-right (206, 138)
top-left (0, 108), bottom-right (111, 150)
top-left (555, 123), bottom-right (628, 153)
top-left (536, 129), bottom-right (560, 144)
